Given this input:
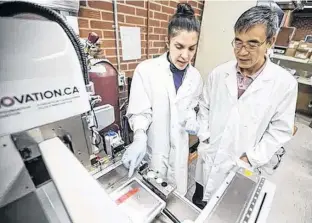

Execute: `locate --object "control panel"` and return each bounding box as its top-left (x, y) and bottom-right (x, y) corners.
top-left (139, 167), bottom-right (176, 201)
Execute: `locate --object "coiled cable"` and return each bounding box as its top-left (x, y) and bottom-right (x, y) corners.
top-left (0, 1), bottom-right (89, 85)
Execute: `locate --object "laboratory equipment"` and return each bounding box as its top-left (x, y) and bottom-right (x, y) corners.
top-left (0, 1), bottom-right (130, 222)
top-left (0, 1), bottom-right (278, 223)
top-left (140, 167), bottom-right (176, 201)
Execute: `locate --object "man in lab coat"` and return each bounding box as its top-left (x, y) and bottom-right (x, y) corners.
top-left (192, 6), bottom-right (298, 209)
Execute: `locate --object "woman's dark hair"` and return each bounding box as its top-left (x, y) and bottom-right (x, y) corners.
top-left (168, 3), bottom-right (200, 39)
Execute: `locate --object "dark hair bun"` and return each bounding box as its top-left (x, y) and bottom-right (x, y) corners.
top-left (176, 3), bottom-right (194, 17)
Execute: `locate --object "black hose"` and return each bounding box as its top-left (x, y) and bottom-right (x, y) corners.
top-left (0, 1), bottom-right (89, 85)
top-left (163, 208), bottom-right (181, 223)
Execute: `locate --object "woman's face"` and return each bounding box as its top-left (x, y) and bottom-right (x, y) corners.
top-left (168, 30), bottom-right (198, 70)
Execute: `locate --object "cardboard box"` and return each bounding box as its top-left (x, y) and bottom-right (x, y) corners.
top-left (295, 50), bottom-right (312, 60)
top-left (297, 41), bottom-right (312, 51)
top-left (288, 41), bottom-right (300, 49)
top-left (285, 41), bottom-right (300, 57)
top-left (285, 48), bottom-right (297, 57)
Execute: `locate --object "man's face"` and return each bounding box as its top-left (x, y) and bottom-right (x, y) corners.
top-left (168, 30), bottom-right (198, 70)
top-left (234, 24), bottom-right (275, 69)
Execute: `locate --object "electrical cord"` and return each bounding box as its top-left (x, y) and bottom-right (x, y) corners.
top-left (0, 1), bottom-right (89, 85)
top-left (162, 208), bottom-right (181, 223)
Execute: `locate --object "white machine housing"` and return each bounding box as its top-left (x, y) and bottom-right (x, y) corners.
top-left (0, 17), bottom-right (90, 136)
top-left (0, 15), bottom-right (131, 223)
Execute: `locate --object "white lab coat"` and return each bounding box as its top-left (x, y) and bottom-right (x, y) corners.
top-left (127, 53), bottom-right (203, 195)
top-left (196, 59), bottom-right (298, 201)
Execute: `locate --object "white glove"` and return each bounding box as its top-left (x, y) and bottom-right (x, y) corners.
top-left (185, 119), bottom-right (200, 135)
top-left (122, 130), bottom-right (147, 177)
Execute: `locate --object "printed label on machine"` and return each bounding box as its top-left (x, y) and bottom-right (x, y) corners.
top-left (0, 78), bottom-right (90, 136)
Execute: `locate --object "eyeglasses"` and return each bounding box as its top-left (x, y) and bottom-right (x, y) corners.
top-left (232, 39), bottom-right (266, 52)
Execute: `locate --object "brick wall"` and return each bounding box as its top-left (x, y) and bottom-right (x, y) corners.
top-left (78, 0), bottom-right (204, 119)
top-left (78, 0), bottom-right (204, 77)
top-left (291, 16), bottom-right (312, 41)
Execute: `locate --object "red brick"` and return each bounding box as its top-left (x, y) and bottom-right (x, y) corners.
top-left (150, 2), bottom-right (161, 11)
top-left (149, 19), bottom-right (160, 27)
top-left (107, 57), bottom-right (117, 64)
top-left (126, 0), bottom-right (145, 8)
top-left (105, 48), bottom-right (118, 56)
top-left (128, 62), bottom-right (139, 70)
top-left (188, 1), bottom-right (197, 9)
top-left (149, 34), bottom-right (159, 40)
top-left (148, 48), bottom-right (159, 54)
top-left (197, 1), bottom-right (204, 9)
top-left (140, 26), bottom-right (153, 33)
top-left (158, 1), bottom-right (170, 6)
top-left (90, 20), bottom-right (114, 29)
top-left (161, 21), bottom-right (167, 28)
top-left (154, 12), bottom-right (168, 21)
top-left (162, 5), bottom-right (175, 14)
top-left (118, 4), bottom-right (135, 14)
top-left (78, 8), bottom-right (101, 19)
top-left (125, 71), bottom-right (133, 77)
top-left (101, 12), bottom-right (114, 21)
top-left (169, 1), bottom-right (179, 8)
top-left (141, 34), bottom-right (146, 40)
top-left (118, 14), bottom-right (125, 23)
top-left (159, 34), bottom-right (167, 41)
top-left (154, 27), bottom-right (167, 35)
top-left (194, 8), bottom-right (201, 16)
top-left (154, 41), bottom-right (166, 48)
top-left (88, 1), bottom-right (113, 11)
top-left (78, 18), bottom-right (89, 28)
top-left (141, 48), bottom-right (147, 55)
top-left (126, 15), bottom-right (145, 25)
top-left (136, 8), bottom-right (147, 17)
top-left (101, 39), bottom-right (116, 48)
top-left (79, 29), bottom-right (103, 38)
top-left (141, 40), bottom-right (147, 47)
top-left (103, 31), bottom-right (115, 38)
top-left (148, 41), bottom-right (153, 48)
top-left (121, 64), bottom-right (128, 70)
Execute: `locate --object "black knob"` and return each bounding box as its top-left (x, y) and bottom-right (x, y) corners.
top-left (19, 148), bottom-right (32, 160)
top-left (161, 182), bottom-right (168, 187)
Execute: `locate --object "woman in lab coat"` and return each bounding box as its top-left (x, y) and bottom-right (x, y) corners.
top-left (122, 3), bottom-right (203, 196)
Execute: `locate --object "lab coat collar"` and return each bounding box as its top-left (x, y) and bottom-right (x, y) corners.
top-left (225, 59), bottom-right (274, 100)
top-left (157, 52), bottom-right (192, 102)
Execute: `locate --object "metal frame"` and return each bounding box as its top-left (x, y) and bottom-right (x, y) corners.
top-left (194, 171), bottom-right (236, 223)
top-left (0, 136), bottom-right (35, 208)
top-left (194, 168), bottom-right (276, 223)
top-left (39, 137), bottom-right (131, 223)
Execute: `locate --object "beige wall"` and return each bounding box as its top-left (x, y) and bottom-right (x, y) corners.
top-left (195, 0), bottom-right (257, 79)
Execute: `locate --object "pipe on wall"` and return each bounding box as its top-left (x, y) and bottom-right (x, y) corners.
top-left (147, 1), bottom-right (150, 59)
top-left (113, 0), bottom-right (121, 72)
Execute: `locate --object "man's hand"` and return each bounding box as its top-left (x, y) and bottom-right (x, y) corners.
top-left (240, 156), bottom-right (250, 164)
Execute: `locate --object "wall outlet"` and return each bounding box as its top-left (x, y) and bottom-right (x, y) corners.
top-left (118, 72), bottom-right (126, 86)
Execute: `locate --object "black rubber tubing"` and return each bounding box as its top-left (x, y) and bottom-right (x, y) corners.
top-left (0, 1), bottom-right (89, 85)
